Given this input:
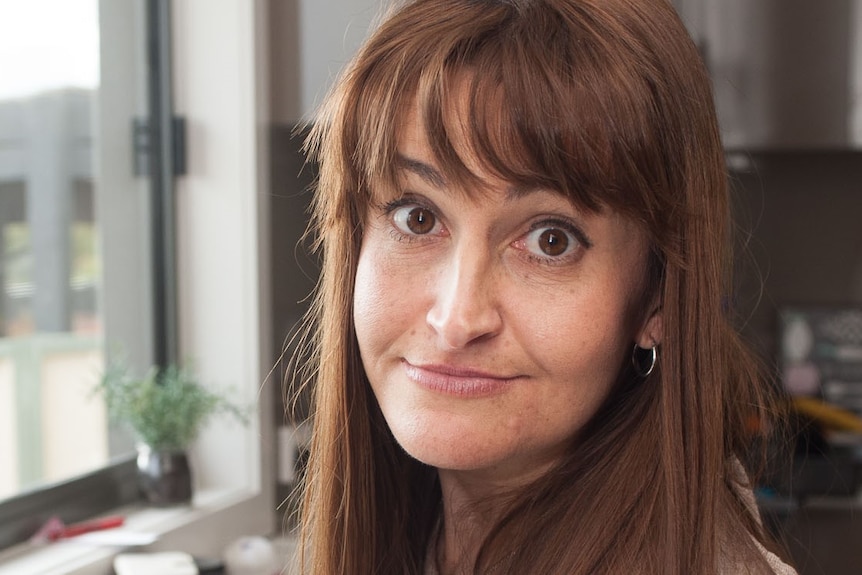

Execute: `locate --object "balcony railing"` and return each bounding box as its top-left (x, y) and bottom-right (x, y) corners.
top-left (0, 333), bottom-right (105, 499)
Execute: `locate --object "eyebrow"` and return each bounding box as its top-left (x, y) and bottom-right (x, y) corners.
top-left (395, 153), bottom-right (546, 200)
top-left (396, 155), bottom-right (447, 189)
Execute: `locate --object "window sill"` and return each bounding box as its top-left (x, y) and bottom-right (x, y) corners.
top-left (0, 487), bottom-right (273, 575)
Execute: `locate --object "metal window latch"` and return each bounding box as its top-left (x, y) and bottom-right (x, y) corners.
top-left (132, 116), bottom-right (187, 177)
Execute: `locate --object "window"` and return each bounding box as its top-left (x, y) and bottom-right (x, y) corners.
top-left (0, 1), bottom-right (275, 569)
top-left (0, 0), bottom-right (157, 549)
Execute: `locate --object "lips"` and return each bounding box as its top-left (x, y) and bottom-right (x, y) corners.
top-left (402, 359), bottom-right (519, 397)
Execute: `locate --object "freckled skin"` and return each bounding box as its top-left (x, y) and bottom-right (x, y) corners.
top-left (353, 103), bottom-right (660, 492)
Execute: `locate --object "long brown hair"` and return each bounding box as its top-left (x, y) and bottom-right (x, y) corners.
top-left (294, 0), bottom-right (783, 572)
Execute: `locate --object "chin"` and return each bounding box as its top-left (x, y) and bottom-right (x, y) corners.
top-left (385, 414), bottom-right (514, 472)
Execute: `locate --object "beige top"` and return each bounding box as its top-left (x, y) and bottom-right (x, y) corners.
top-left (728, 465), bottom-right (798, 575)
top-left (752, 541), bottom-right (798, 575)
top-left (422, 479), bottom-right (799, 575)
top-left (423, 537), bottom-right (797, 575)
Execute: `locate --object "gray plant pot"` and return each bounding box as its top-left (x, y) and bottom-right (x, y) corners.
top-left (136, 445), bottom-right (193, 506)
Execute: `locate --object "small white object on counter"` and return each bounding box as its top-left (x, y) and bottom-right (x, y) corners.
top-left (223, 536), bottom-right (278, 575)
top-left (113, 551), bottom-right (198, 575)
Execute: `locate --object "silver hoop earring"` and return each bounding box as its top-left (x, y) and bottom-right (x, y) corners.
top-left (632, 344), bottom-right (657, 378)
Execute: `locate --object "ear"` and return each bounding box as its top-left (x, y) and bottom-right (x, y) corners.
top-left (636, 307), bottom-right (663, 349)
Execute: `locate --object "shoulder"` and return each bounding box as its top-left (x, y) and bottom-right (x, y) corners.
top-left (756, 540), bottom-right (798, 575)
top-left (723, 458), bottom-right (798, 575)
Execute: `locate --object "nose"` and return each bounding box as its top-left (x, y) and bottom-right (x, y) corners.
top-left (426, 246), bottom-right (503, 349)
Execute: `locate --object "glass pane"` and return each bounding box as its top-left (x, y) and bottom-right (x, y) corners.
top-left (0, 0), bottom-right (153, 500)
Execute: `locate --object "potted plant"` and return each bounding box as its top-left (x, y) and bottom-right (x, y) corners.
top-left (94, 360), bottom-right (248, 506)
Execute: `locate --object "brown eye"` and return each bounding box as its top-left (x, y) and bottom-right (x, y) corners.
top-left (521, 225), bottom-right (578, 259)
top-left (393, 205), bottom-right (439, 235)
top-left (537, 228), bottom-right (569, 256)
top-left (407, 207), bottom-right (435, 234)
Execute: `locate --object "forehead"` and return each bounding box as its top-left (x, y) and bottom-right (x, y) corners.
top-left (398, 76), bottom-right (491, 173)
top-left (389, 82), bottom-right (526, 192)
top-left (396, 89), bottom-right (480, 183)
top-left (391, 86), bottom-right (598, 209)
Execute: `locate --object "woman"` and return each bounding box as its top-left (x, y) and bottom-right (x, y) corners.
top-left (293, 0), bottom-right (796, 572)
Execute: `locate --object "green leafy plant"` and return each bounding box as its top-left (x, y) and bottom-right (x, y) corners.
top-left (95, 361), bottom-right (248, 451)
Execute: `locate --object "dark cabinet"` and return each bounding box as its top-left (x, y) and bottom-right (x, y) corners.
top-left (673, 0), bottom-right (862, 150)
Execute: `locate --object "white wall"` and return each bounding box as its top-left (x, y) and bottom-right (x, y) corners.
top-left (172, 0), bottom-right (274, 499)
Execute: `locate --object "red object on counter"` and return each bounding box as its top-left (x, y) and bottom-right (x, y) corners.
top-left (58, 515), bottom-right (125, 539)
top-left (30, 515), bottom-right (126, 543)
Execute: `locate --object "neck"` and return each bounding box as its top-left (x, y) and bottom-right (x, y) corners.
top-left (434, 470), bottom-right (510, 574)
top-left (435, 513), bottom-right (483, 575)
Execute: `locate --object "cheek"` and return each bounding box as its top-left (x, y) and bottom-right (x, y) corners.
top-left (523, 286), bottom-right (634, 391)
top-left (353, 249), bottom-right (385, 349)
top-left (353, 242), bottom-right (419, 356)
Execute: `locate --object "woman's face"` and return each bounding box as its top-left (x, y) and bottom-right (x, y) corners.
top-left (353, 100), bottom-right (660, 486)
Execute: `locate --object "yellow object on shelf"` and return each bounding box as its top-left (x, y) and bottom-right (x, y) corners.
top-left (791, 396), bottom-right (862, 433)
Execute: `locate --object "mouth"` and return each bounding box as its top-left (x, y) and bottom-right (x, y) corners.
top-left (401, 359), bottom-right (520, 397)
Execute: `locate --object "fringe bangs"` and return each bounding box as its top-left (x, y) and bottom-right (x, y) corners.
top-left (337, 0), bottom-right (681, 261)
